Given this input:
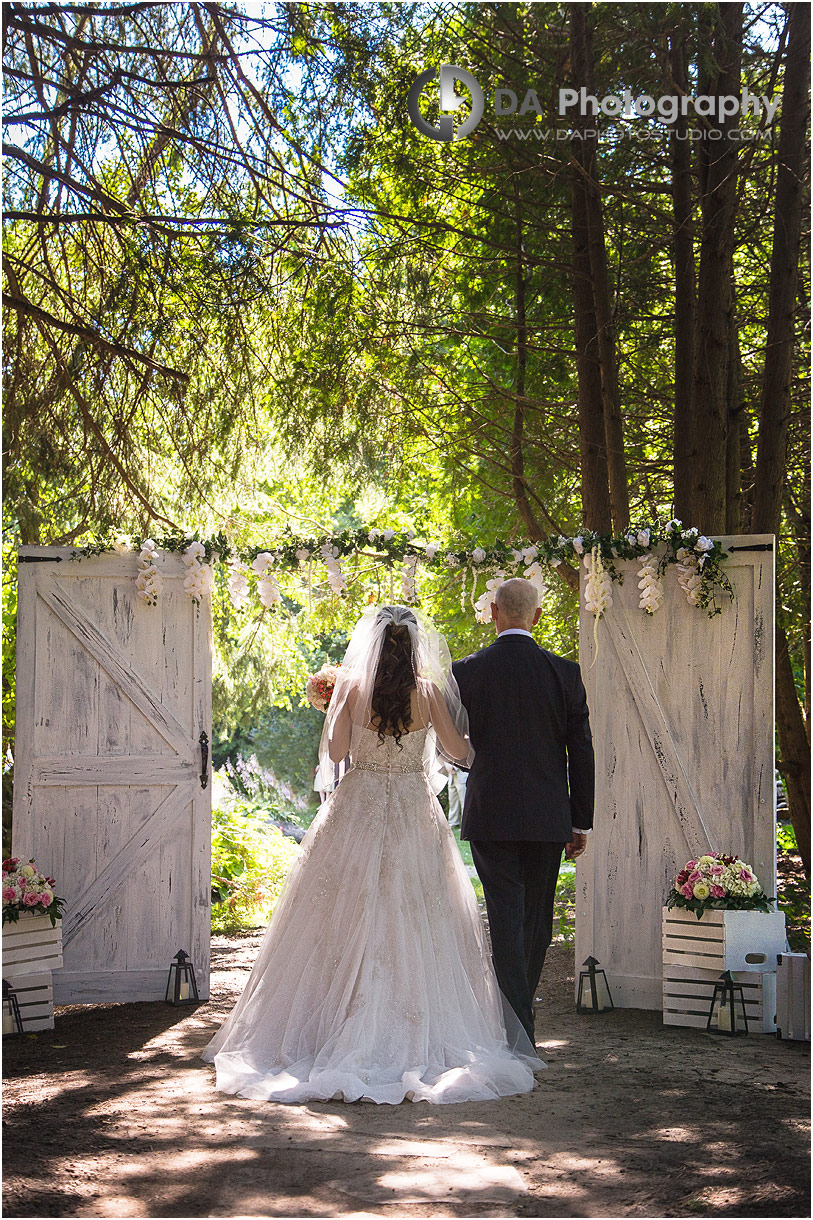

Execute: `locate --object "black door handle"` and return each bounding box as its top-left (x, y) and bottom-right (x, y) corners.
top-left (199, 731), bottom-right (209, 789)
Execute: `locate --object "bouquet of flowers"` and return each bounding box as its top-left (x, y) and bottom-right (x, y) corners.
top-left (305, 664), bottom-right (341, 713)
top-left (2, 857), bottom-right (66, 926)
top-left (666, 852), bottom-right (773, 918)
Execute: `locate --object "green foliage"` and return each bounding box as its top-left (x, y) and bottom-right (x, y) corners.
top-left (211, 794), bottom-right (301, 933)
top-left (553, 861), bottom-right (577, 946)
top-left (777, 821), bottom-right (798, 852)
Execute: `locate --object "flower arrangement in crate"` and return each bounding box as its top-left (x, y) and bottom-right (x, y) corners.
top-left (2, 857), bottom-right (66, 926)
top-left (666, 852), bottom-right (773, 919)
top-left (305, 664), bottom-right (341, 713)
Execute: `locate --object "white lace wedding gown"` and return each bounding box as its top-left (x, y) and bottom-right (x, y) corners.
top-left (202, 725), bottom-right (542, 1104)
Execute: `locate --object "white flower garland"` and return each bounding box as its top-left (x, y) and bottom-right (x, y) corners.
top-left (104, 520), bottom-right (731, 624)
top-left (135, 539), bottom-right (161, 606)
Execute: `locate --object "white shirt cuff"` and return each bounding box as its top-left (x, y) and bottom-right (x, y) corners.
top-left (571, 828), bottom-right (592, 834)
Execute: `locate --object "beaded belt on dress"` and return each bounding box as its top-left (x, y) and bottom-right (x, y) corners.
top-left (352, 760), bottom-right (424, 775)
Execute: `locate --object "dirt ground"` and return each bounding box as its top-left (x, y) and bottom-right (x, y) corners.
top-left (3, 932), bottom-right (809, 1220)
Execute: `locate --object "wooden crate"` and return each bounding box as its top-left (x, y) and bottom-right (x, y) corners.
top-left (662, 907), bottom-right (787, 972)
top-left (663, 962), bottom-right (776, 1033)
top-left (3, 913), bottom-right (63, 1031)
top-left (662, 907), bottom-right (786, 1033)
top-left (3, 913), bottom-right (63, 978)
top-left (8, 971), bottom-right (55, 1031)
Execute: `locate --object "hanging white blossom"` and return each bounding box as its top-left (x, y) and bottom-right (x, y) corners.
top-left (471, 547), bottom-right (486, 564)
top-left (257, 572), bottom-right (282, 608)
top-left (226, 557), bottom-right (251, 609)
top-left (424, 542), bottom-right (439, 560)
top-left (401, 554), bottom-right (419, 603)
top-left (583, 547), bottom-right (613, 664)
top-left (135, 539), bottom-right (161, 607)
top-left (317, 542), bottom-right (346, 595)
top-left (583, 547), bottom-right (613, 616)
top-left (637, 554), bottom-right (664, 615)
top-left (182, 542), bottom-right (214, 603)
top-left (572, 536), bottom-right (585, 555)
top-left (184, 562), bottom-right (214, 602)
top-left (251, 551), bottom-right (275, 574)
top-left (674, 547), bottom-right (703, 607)
top-left (474, 573), bottom-right (505, 624)
top-left (523, 561), bottom-right (547, 596)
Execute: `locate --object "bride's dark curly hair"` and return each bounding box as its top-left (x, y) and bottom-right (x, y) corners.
top-left (371, 608), bottom-right (417, 748)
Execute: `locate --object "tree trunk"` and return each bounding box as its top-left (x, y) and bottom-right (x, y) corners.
top-left (670, 30), bottom-right (697, 524)
top-left (749, 3), bottom-right (811, 874)
top-left (510, 197), bottom-right (543, 545)
top-left (570, 142), bottom-right (612, 532)
top-left (752, 2), bottom-right (810, 532)
top-left (690, 3), bottom-right (742, 532)
top-left (569, 2), bottom-right (629, 533)
top-left (725, 278), bottom-right (744, 533)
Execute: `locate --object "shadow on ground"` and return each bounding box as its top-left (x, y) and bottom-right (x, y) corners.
top-left (3, 936), bottom-right (809, 1219)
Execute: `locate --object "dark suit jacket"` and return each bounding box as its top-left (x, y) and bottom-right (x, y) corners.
top-left (452, 633), bottom-right (595, 842)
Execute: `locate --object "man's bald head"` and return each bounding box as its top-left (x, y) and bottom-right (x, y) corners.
top-left (493, 578), bottom-right (540, 630)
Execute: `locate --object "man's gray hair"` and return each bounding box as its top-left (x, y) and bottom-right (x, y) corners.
top-left (494, 577), bottom-right (540, 624)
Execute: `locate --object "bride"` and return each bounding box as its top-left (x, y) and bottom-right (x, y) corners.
top-left (202, 604), bottom-right (542, 1103)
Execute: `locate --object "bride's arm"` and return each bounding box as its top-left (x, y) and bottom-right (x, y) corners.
top-left (328, 687), bottom-right (357, 762)
top-left (420, 681), bottom-right (470, 763)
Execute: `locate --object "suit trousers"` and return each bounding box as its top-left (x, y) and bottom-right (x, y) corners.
top-left (470, 839), bottom-right (566, 1043)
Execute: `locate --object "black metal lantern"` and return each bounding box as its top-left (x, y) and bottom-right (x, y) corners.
top-left (3, 978), bottom-right (24, 1035)
top-left (706, 970), bottom-right (749, 1036)
top-left (576, 956), bottom-right (614, 1014)
top-left (165, 949), bottom-right (199, 1005)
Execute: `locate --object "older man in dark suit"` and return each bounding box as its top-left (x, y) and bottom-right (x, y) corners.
top-left (452, 577), bottom-right (595, 1044)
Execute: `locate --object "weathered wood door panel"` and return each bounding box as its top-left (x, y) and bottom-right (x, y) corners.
top-left (13, 547), bottom-right (212, 1004)
top-left (576, 536), bottom-right (775, 1009)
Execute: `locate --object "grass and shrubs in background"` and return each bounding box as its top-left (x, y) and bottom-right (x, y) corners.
top-left (210, 765), bottom-right (303, 932)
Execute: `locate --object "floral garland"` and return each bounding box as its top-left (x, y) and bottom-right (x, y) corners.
top-left (71, 519), bottom-right (734, 622)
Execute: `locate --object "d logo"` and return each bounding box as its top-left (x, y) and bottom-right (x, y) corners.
top-left (407, 64), bottom-right (485, 142)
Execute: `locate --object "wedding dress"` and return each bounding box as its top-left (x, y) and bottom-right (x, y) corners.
top-left (202, 723), bottom-right (542, 1104)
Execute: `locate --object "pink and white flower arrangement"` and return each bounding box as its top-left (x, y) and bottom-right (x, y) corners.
top-left (305, 664), bottom-right (341, 713)
top-left (2, 857), bottom-right (66, 926)
top-left (666, 852), bottom-right (772, 918)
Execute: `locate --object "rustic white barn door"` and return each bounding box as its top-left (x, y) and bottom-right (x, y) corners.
top-left (13, 546), bottom-right (212, 1003)
top-left (576, 535), bottom-right (775, 1009)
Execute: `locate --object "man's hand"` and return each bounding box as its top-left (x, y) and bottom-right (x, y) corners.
top-left (565, 832), bottom-right (588, 860)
